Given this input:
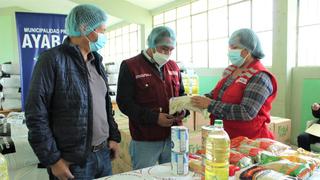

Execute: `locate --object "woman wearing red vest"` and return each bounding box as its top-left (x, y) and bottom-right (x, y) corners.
top-left (191, 28), bottom-right (277, 140)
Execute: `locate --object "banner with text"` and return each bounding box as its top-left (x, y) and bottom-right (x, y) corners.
top-left (15, 12), bottom-right (66, 110)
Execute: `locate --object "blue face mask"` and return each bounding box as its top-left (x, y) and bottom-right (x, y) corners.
top-left (228, 49), bottom-right (246, 67)
top-left (89, 31), bottom-right (107, 52)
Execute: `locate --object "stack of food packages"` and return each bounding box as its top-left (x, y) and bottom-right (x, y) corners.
top-left (171, 126), bottom-right (190, 176)
top-left (189, 136), bottom-right (320, 179)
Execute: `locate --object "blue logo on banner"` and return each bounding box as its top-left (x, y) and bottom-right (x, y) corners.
top-left (15, 12), bottom-right (67, 110)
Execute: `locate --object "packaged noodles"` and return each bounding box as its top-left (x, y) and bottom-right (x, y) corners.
top-left (234, 144), bottom-right (272, 163)
top-left (230, 149), bottom-right (253, 168)
top-left (261, 159), bottom-right (311, 179)
top-left (231, 136), bottom-right (290, 155)
top-left (278, 149), bottom-right (320, 171)
top-left (236, 165), bottom-right (298, 180)
top-left (297, 148), bottom-right (320, 159)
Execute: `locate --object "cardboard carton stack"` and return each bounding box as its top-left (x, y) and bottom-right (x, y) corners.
top-left (194, 112), bottom-right (210, 131)
top-left (268, 116), bottom-right (291, 144)
top-left (0, 62), bottom-right (21, 110)
top-left (105, 62), bottom-right (119, 102)
top-left (112, 111), bottom-right (132, 174)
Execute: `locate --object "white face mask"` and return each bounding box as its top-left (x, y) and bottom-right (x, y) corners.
top-left (153, 50), bottom-right (170, 67)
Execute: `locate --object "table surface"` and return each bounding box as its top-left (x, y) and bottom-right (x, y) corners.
top-left (97, 162), bottom-right (320, 180)
top-left (96, 163), bottom-right (201, 180)
top-left (96, 163), bottom-right (239, 180)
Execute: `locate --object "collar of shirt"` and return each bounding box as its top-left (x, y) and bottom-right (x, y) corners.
top-left (87, 52), bottom-right (95, 64)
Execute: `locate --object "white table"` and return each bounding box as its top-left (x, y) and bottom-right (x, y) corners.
top-left (97, 163), bottom-right (200, 180)
top-left (96, 163), bottom-right (238, 180)
top-left (97, 162), bottom-right (320, 180)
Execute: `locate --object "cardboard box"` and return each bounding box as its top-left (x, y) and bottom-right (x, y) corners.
top-left (194, 112), bottom-right (211, 131)
top-left (268, 116), bottom-right (291, 144)
top-left (182, 111), bottom-right (195, 131)
top-left (118, 128), bottom-right (132, 165)
top-left (115, 117), bottom-right (132, 165)
top-left (0, 109), bottom-right (21, 116)
top-left (112, 158), bottom-right (132, 174)
top-left (189, 130), bottom-right (202, 153)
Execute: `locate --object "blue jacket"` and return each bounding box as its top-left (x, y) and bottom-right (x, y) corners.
top-left (25, 38), bottom-right (121, 167)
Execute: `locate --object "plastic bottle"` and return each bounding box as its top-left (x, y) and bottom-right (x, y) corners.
top-left (190, 73), bottom-right (199, 95)
top-left (205, 119), bottom-right (230, 180)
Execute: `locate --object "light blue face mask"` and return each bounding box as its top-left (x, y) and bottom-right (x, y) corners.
top-left (228, 49), bottom-right (246, 67)
top-left (89, 31), bottom-right (107, 52)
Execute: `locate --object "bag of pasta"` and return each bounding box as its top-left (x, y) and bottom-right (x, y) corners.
top-left (261, 159), bottom-right (312, 179)
top-left (230, 149), bottom-right (253, 168)
top-left (231, 136), bottom-right (253, 148)
top-left (296, 148), bottom-right (320, 159)
top-left (231, 136), bottom-right (290, 155)
top-left (280, 149), bottom-right (320, 171)
top-left (236, 165), bottom-right (298, 180)
top-left (234, 144), bottom-right (272, 163)
top-left (253, 138), bottom-right (290, 155)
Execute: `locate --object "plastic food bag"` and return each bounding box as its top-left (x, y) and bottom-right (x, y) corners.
top-left (261, 159), bottom-right (312, 179)
top-left (280, 149), bottom-right (320, 171)
top-left (231, 136), bottom-right (253, 148)
top-left (169, 96), bottom-right (206, 115)
top-left (236, 165), bottom-right (298, 180)
top-left (230, 149), bottom-right (253, 168)
top-left (253, 138), bottom-right (290, 154)
top-left (231, 136), bottom-right (290, 155)
top-left (297, 148), bottom-right (320, 159)
top-left (1, 136), bottom-right (39, 170)
top-left (189, 154), bottom-right (204, 175)
top-left (234, 144), bottom-right (272, 163)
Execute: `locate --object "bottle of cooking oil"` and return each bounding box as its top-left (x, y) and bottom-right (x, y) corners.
top-left (205, 119), bottom-right (230, 180)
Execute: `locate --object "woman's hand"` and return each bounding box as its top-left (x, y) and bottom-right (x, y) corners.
top-left (191, 96), bottom-right (212, 109)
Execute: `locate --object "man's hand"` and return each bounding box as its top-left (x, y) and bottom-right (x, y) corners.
top-left (158, 113), bottom-right (174, 127)
top-left (172, 110), bottom-right (186, 125)
top-left (108, 140), bottom-right (120, 160)
top-left (51, 159), bottom-right (74, 180)
top-left (191, 96), bottom-right (212, 109)
top-left (312, 103), bottom-right (320, 111)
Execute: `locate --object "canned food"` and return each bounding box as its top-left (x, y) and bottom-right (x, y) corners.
top-left (171, 126), bottom-right (189, 153)
top-left (201, 125), bottom-right (214, 151)
top-left (171, 151), bottom-right (189, 175)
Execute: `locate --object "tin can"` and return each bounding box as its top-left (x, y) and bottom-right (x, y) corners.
top-left (201, 125), bottom-right (214, 151)
top-left (171, 151), bottom-right (189, 175)
top-left (171, 126), bottom-right (189, 153)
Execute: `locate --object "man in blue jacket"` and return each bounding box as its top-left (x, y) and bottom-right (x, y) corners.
top-left (25, 4), bottom-right (121, 180)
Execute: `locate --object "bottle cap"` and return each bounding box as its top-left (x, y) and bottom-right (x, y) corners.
top-left (214, 119), bottom-right (223, 127)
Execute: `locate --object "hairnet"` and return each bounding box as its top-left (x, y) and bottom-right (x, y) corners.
top-left (228, 28), bottom-right (265, 59)
top-left (65, 4), bottom-right (108, 36)
top-left (147, 26), bottom-right (176, 48)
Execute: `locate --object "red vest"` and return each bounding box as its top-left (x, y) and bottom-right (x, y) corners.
top-left (210, 60), bottom-right (277, 139)
top-left (125, 54), bottom-right (181, 141)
